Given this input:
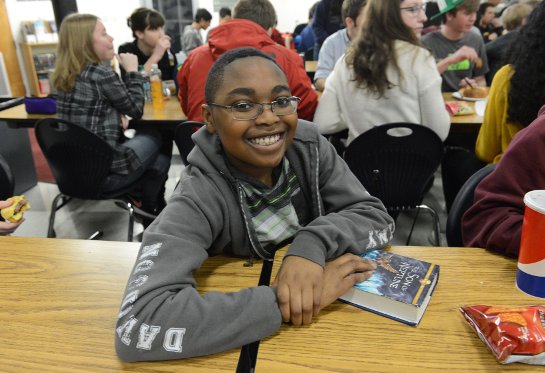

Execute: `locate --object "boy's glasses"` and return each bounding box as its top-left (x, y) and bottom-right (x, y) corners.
top-left (208, 96), bottom-right (300, 120)
top-left (400, 4), bottom-right (426, 16)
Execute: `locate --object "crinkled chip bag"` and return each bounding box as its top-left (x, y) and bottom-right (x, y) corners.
top-left (460, 305), bottom-right (545, 365)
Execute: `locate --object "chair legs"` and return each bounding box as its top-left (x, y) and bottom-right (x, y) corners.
top-left (48, 194), bottom-right (137, 241)
top-left (126, 202), bottom-right (135, 242)
top-left (48, 193), bottom-right (72, 238)
top-left (416, 204), bottom-right (441, 247)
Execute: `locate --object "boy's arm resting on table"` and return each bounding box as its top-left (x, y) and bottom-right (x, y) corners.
top-left (115, 181), bottom-right (282, 362)
top-left (286, 134), bottom-right (394, 268)
top-left (274, 135), bottom-right (393, 325)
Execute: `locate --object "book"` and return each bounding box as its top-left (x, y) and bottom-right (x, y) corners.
top-left (339, 250), bottom-right (439, 326)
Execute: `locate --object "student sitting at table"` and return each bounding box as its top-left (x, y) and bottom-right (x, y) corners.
top-left (462, 105), bottom-right (545, 258)
top-left (115, 47), bottom-right (394, 361)
top-left (313, 0), bottom-right (367, 92)
top-left (422, 0), bottom-right (489, 92)
top-left (51, 14), bottom-right (170, 223)
top-left (118, 7), bottom-right (177, 81)
top-left (177, 0), bottom-right (318, 123)
top-left (475, 1), bottom-right (545, 164)
top-left (314, 0), bottom-right (450, 145)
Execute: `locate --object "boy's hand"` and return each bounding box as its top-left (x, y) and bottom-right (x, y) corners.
top-left (450, 46), bottom-right (478, 65)
top-left (320, 253), bottom-right (376, 311)
top-left (272, 256), bottom-right (323, 326)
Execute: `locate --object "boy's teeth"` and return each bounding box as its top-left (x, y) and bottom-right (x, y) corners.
top-left (250, 134), bottom-right (281, 146)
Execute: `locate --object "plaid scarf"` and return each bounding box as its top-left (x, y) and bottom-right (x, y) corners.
top-left (239, 158), bottom-right (302, 254)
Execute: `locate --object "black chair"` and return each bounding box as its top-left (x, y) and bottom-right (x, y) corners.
top-left (344, 123), bottom-right (444, 246)
top-left (325, 128), bottom-right (348, 157)
top-left (0, 153), bottom-right (14, 201)
top-left (174, 121), bottom-right (204, 165)
top-left (446, 163), bottom-right (496, 247)
top-left (35, 118), bottom-right (151, 241)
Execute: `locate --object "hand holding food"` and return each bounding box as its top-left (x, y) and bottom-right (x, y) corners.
top-left (1, 195), bottom-right (30, 223)
top-left (450, 46), bottom-right (479, 65)
top-left (460, 86), bottom-right (489, 99)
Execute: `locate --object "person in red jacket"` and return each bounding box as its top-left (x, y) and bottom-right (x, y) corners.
top-left (177, 0), bottom-right (318, 122)
top-left (462, 105), bottom-right (545, 258)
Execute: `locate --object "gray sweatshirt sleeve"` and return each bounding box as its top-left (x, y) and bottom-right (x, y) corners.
top-left (286, 134), bottom-right (395, 267)
top-left (115, 181), bottom-right (282, 362)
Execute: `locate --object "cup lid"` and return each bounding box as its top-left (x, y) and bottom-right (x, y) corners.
top-left (524, 190), bottom-right (545, 214)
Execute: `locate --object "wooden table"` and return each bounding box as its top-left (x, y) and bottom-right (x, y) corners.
top-left (0, 237), bottom-right (539, 372)
top-left (0, 236), bottom-right (246, 372)
top-left (443, 92), bottom-right (484, 126)
top-left (305, 60), bottom-right (317, 73)
top-left (258, 246), bottom-right (539, 372)
top-left (0, 97), bottom-right (186, 129)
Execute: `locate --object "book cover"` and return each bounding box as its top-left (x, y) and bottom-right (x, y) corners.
top-left (339, 250), bottom-right (439, 326)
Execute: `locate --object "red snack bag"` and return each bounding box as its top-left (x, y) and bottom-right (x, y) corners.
top-left (460, 305), bottom-right (545, 365)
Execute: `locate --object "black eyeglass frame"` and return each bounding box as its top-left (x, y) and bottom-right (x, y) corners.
top-left (208, 96), bottom-right (300, 120)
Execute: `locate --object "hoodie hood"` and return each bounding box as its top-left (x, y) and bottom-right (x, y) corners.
top-left (207, 19), bottom-right (277, 61)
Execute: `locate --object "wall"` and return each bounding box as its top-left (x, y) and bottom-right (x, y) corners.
top-left (77, 0), bottom-right (142, 50)
top-left (196, 0), bottom-right (318, 34)
top-left (5, 0), bottom-right (141, 95)
top-left (5, 0), bottom-right (55, 95)
top-left (5, 0), bottom-right (317, 94)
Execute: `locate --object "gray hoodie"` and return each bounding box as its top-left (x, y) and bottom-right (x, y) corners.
top-left (115, 120), bottom-right (394, 361)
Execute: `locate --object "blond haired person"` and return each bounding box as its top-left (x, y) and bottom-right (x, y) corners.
top-left (51, 14), bottom-right (169, 223)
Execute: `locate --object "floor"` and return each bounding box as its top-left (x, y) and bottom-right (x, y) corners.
top-left (13, 154), bottom-right (448, 247)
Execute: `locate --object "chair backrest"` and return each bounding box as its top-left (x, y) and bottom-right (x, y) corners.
top-left (344, 123), bottom-right (444, 211)
top-left (0, 153), bottom-right (14, 200)
top-left (446, 163), bottom-right (496, 247)
top-left (35, 118), bottom-right (114, 198)
top-left (174, 121), bottom-right (204, 165)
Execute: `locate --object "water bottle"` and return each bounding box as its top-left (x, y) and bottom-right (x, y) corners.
top-left (167, 49), bottom-right (175, 67)
top-left (139, 65), bottom-right (152, 103)
top-left (150, 63), bottom-right (164, 110)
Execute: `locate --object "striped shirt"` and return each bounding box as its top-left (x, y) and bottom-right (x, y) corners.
top-left (57, 63), bottom-right (145, 174)
top-left (238, 158), bottom-right (307, 255)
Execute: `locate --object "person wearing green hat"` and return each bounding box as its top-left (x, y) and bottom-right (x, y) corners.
top-left (422, 0), bottom-right (488, 92)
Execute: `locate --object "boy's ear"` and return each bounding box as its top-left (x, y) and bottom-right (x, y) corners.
top-left (201, 104), bottom-right (217, 134)
top-left (135, 30), bottom-right (145, 40)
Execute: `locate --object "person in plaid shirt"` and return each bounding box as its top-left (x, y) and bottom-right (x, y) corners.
top-left (51, 13), bottom-right (169, 223)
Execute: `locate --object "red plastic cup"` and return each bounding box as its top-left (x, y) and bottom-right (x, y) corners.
top-left (516, 190), bottom-right (545, 298)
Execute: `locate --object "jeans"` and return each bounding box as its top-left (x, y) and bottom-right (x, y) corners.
top-left (101, 131), bottom-right (170, 213)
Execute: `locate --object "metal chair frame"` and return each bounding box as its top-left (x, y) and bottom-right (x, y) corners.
top-left (35, 118), bottom-right (153, 241)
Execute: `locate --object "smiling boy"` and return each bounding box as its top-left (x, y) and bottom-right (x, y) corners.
top-left (115, 48), bottom-right (394, 361)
